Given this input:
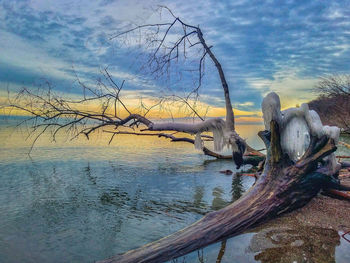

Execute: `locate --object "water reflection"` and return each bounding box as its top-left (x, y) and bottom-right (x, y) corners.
top-left (211, 187), bottom-right (230, 211)
top-left (193, 186), bottom-right (205, 208)
top-left (210, 172), bottom-right (247, 211)
top-left (169, 172), bottom-right (250, 263)
top-left (99, 182), bottom-right (240, 220)
top-left (85, 163), bottom-right (97, 185)
top-left (216, 241), bottom-right (227, 263)
top-left (231, 174), bottom-right (244, 202)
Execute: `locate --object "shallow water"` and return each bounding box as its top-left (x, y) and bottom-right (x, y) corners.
top-left (0, 117), bottom-right (349, 263)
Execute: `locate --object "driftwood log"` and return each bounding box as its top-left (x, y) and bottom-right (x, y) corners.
top-left (98, 93), bottom-right (350, 263)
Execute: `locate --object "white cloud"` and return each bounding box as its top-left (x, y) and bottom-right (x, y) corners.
top-left (0, 30), bottom-right (76, 81)
top-left (237, 101), bottom-right (254, 107)
top-left (248, 68), bottom-right (318, 108)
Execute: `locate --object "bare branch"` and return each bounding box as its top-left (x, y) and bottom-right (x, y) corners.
top-left (111, 6), bottom-right (235, 130)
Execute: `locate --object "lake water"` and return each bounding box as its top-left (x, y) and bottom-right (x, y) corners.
top-left (0, 117), bottom-right (349, 263)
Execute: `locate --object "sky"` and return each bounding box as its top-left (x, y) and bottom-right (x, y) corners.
top-left (1, 0), bottom-right (350, 122)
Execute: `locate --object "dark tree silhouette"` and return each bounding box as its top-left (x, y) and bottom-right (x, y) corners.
top-left (310, 74), bottom-right (350, 134)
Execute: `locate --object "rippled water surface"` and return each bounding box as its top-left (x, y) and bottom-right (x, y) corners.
top-left (0, 117), bottom-right (349, 263)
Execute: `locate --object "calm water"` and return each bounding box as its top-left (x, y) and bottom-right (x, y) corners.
top-left (0, 117), bottom-right (349, 263)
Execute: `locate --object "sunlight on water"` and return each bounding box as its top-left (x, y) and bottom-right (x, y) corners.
top-left (0, 117), bottom-right (349, 263)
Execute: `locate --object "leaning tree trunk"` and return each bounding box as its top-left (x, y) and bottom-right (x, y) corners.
top-left (98, 93), bottom-right (350, 263)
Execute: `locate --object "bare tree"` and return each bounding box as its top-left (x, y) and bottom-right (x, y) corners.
top-left (310, 74), bottom-right (350, 134)
top-left (5, 7), bottom-right (350, 263)
top-left (315, 74), bottom-right (350, 97)
top-left (6, 6), bottom-right (255, 167)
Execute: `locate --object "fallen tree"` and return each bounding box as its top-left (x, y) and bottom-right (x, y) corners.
top-left (6, 7), bottom-right (250, 167)
top-left (98, 92), bottom-right (350, 263)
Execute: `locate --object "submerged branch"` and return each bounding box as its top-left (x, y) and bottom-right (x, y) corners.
top-left (103, 130), bottom-right (263, 165)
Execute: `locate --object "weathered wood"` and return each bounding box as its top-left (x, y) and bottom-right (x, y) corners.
top-left (269, 120), bottom-right (283, 165)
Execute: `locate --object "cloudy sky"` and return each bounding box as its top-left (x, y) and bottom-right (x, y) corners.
top-left (1, 0), bottom-right (350, 121)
